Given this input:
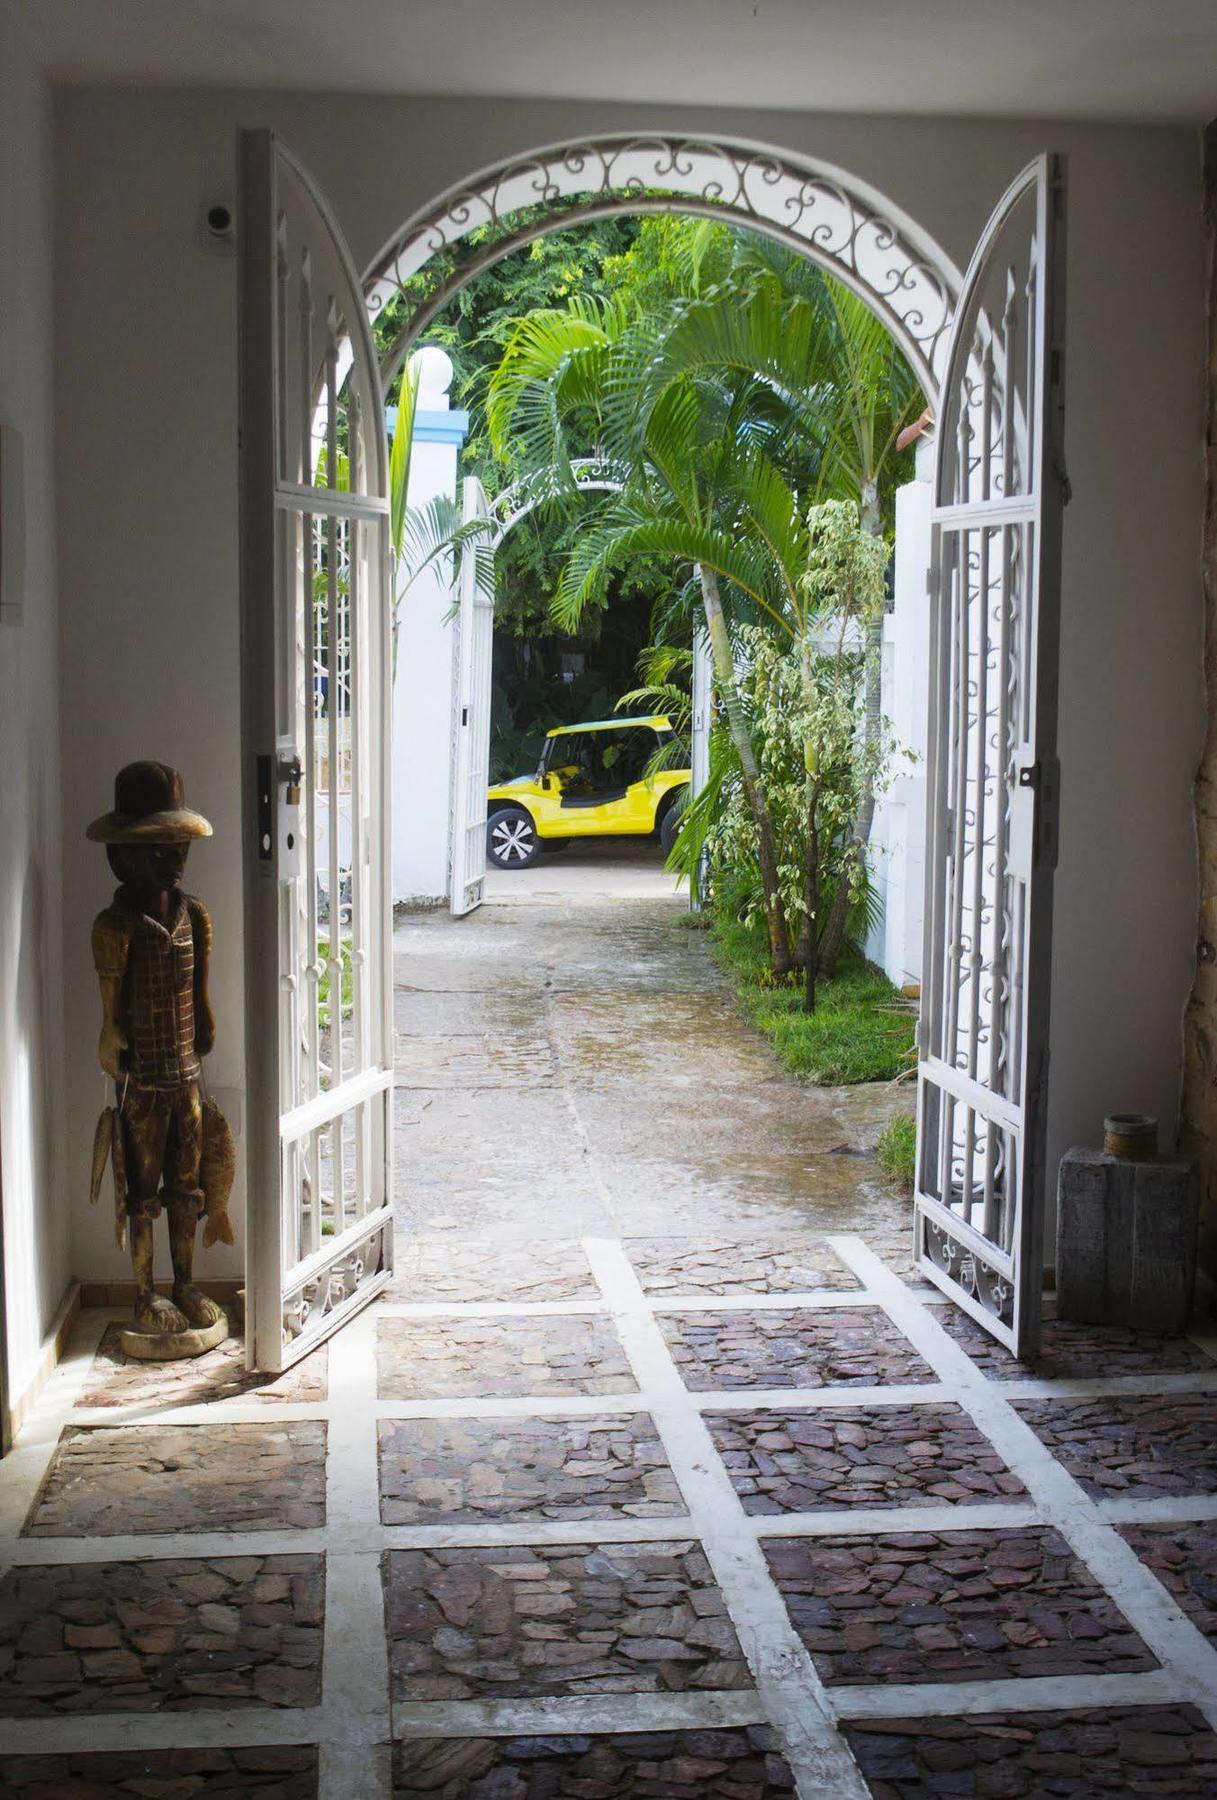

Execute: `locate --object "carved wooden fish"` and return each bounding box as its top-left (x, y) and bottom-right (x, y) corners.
top-left (200, 1096), bottom-right (236, 1248)
top-left (90, 1108), bottom-right (114, 1207)
top-left (111, 1106), bottom-right (128, 1249)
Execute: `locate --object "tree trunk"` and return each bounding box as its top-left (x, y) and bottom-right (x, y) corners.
top-left (803, 807), bottom-right (820, 1013)
top-left (697, 564), bottom-right (792, 976)
top-left (817, 479), bottom-right (883, 977)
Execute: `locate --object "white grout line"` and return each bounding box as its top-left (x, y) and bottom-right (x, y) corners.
top-left (377, 1299), bottom-right (610, 1318)
top-left (829, 1235), bottom-right (1217, 1734)
top-left (66, 1400), bottom-right (333, 1427)
top-left (13, 1486), bottom-right (1212, 1572)
top-left (582, 1236), bottom-right (870, 1800)
top-left (1096, 1494), bottom-right (1217, 1526)
top-left (831, 1667), bottom-right (1181, 1720)
top-left (692, 1382), bottom-right (953, 1411)
top-left (373, 1391), bottom-right (652, 1419)
top-left (6, 1526), bottom-right (328, 1563)
top-left (392, 1691), bottom-right (770, 1738)
top-left (0, 1707), bottom-right (325, 1756)
top-left (753, 1501), bottom-right (1040, 1539)
top-left (643, 1291), bottom-right (876, 1313)
top-left (319, 1308), bottom-right (392, 1800)
top-left (380, 1514), bottom-right (691, 1549)
top-left (999, 1371), bottom-right (1217, 1399)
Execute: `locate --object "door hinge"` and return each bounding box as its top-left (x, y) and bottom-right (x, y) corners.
top-left (1017, 762), bottom-right (1040, 791)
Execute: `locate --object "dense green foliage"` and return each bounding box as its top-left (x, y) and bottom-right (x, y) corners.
top-left (380, 211), bottom-right (923, 1021)
top-left (708, 904), bottom-right (916, 1084)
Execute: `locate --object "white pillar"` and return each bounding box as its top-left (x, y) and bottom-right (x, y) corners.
top-left (868, 436), bottom-right (932, 989)
top-left (390, 348), bottom-right (470, 903)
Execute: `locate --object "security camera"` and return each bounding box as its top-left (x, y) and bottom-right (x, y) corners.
top-left (200, 200), bottom-right (235, 254)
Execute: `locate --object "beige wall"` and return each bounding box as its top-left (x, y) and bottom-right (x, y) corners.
top-left (53, 87), bottom-right (1205, 1281)
top-left (0, 4), bottom-right (70, 1405)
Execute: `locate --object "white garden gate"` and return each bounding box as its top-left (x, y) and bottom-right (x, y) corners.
top-left (238, 131), bottom-right (395, 1371)
top-left (449, 475), bottom-right (494, 918)
top-left (914, 156), bottom-right (1067, 1356)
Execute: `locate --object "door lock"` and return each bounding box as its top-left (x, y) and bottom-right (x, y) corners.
top-left (278, 754), bottom-right (303, 806)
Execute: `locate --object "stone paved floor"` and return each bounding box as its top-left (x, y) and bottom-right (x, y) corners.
top-left (4, 893), bottom-right (1217, 1797)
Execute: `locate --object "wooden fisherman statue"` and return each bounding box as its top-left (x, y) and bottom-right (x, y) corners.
top-left (87, 761), bottom-right (235, 1357)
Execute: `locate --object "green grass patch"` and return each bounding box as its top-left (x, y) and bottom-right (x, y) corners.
top-left (876, 1115), bottom-right (917, 1190)
top-left (318, 938), bottom-right (354, 1030)
top-left (707, 908), bottom-right (916, 1084)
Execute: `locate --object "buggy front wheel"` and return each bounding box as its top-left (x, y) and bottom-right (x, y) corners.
top-left (487, 807), bottom-right (540, 870)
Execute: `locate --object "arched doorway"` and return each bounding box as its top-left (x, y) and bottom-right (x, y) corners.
top-left (238, 131), bottom-right (1064, 1382)
top-left (363, 133), bottom-right (960, 404)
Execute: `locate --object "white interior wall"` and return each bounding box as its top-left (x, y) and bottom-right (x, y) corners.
top-left (52, 88), bottom-right (1204, 1282)
top-left (0, 4), bottom-right (70, 1406)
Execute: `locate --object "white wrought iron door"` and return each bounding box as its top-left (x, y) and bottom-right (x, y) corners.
top-left (449, 475), bottom-right (494, 918)
top-left (915, 156), bottom-right (1067, 1357)
top-left (238, 131), bottom-right (394, 1371)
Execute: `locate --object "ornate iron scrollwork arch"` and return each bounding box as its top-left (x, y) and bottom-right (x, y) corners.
top-left (365, 135), bottom-right (961, 401)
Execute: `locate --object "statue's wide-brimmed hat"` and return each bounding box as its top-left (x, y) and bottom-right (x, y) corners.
top-left (86, 761), bottom-right (213, 844)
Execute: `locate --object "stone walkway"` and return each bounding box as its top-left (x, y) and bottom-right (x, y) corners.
top-left (3, 891), bottom-right (1217, 1796)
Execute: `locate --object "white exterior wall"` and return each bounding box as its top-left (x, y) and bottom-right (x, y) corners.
top-left (391, 348), bottom-right (466, 904)
top-left (50, 89), bottom-right (1204, 1282)
top-left (868, 440), bottom-right (933, 990)
top-left (0, 2), bottom-right (70, 1410)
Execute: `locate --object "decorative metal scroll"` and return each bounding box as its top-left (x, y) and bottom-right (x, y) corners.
top-left (364, 136), bottom-right (961, 400)
top-left (488, 458), bottom-right (625, 550)
top-left (238, 131), bottom-right (395, 1372)
top-left (914, 156), bottom-right (1066, 1358)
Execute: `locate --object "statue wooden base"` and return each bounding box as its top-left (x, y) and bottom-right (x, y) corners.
top-left (120, 1313), bottom-right (229, 1361)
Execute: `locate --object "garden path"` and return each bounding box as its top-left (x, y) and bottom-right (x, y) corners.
top-left (3, 886), bottom-right (1217, 1796)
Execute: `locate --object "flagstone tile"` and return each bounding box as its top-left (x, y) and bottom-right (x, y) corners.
top-left (1118, 1520), bottom-right (1217, 1642)
top-left (383, 1540), bottom-right (749, 1700)
top-left (707, 1403), bottom-right (1026, 1514)
top-left (625, 1236), bottom-right (860, 1296)
top-left (392, 1728), bottom-right (794, 1797)
top-left (1014, 1393), bottom-right (1217, 1499)
top-left (378, 1413), bottom-right (685, 1524)
top-left (76, 1325), bottom-right (328, 1411)
top-left (0, 1744), bottom-right (319, 1795)
top-left (763, 1525), bottom-right (1156, 1686)
top-left (377, 1315), bottom-right (635, 1400)
top-left (25, 1421), bottom-right (326, 1537)
top-left (936, 1305), bottom-right (1217, 1381)
top-left (658, 1308), bottom-right (935, 1391)
top-left (387, 1238), bottom-right (599, 1303)
top-left (0, 1554), bottom-right (323, 1715)
top-left (844, 1704), bottom-right (1217, 1797)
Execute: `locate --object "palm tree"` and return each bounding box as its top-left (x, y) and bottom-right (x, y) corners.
top-left (487, 299), bottom-right (810, 976)
top-left (625, 259), bottom-right (922, 970)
